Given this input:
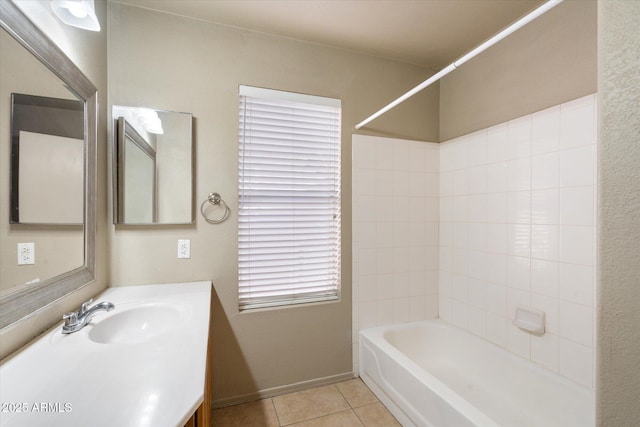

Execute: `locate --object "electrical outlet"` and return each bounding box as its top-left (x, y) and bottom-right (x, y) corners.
top-left (177, 239), bottom-right (191, 259)
top-left (17, 242), bottom-right (35, 265)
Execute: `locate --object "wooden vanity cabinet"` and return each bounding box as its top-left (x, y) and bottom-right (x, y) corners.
top-left (185, 290), bottom-right (213, 427)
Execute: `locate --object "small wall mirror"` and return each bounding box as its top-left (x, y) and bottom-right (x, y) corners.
top-left (112, 106), bottom-right (193, 225)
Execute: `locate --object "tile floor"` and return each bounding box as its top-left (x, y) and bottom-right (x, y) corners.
top-left (212, 378), bottom-right (400, 426)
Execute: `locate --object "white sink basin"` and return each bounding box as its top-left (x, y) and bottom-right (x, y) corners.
top-left (88, 304), bottom-right (183, 344)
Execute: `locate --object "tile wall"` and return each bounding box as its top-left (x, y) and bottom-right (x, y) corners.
top-left (439, 94), bottom-right (597, 388)
top-left (351, 95), bottom-right (596, 388)
top-left (352, 135), bottom-right (440, 372)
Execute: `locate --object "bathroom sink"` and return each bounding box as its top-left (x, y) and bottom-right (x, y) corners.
top-left (1, 281), bottom-right (211, 427)
top-left (88, 304), bottom-right (182, 344)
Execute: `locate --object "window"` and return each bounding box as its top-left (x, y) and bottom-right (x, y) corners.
top-left (238, 86), bottom-right (341, 310)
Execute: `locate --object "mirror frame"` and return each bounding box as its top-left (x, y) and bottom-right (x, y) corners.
top-left (0, 1), bottom-right (97, 329)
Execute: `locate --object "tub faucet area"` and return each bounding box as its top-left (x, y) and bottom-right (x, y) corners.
top-left (62, 298), bottom-right (115, 334)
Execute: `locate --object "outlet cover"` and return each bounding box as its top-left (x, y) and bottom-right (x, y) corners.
top-left (177, 239), bottom-right (191, 259)
top-left (18, 242), bottom-right (35, 265)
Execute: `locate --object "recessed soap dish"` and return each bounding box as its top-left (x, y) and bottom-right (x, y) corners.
top-left (513, 306), bottom-right (545, 334)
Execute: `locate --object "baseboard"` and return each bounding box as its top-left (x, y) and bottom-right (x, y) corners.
top-left (211, 371), bottom-right (356, 409)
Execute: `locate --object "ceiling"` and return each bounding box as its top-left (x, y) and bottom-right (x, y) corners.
top-left (116, 0), bottom-right (545, 69)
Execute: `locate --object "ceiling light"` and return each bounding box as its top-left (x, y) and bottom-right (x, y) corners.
top-left (50, 0), bottom-right (100, 32)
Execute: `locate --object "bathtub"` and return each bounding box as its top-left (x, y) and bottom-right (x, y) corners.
top-left (359, 320), bottom-right (594, 427)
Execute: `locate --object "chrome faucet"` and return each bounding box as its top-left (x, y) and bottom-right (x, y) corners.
top-left (62, 298), bottom-right (115, 334)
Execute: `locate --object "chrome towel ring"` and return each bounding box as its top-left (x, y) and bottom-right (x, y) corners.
top-left (200, 192), bottom-right (230, 224)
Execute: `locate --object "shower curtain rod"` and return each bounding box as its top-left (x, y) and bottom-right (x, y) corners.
top-left (354, 0), bottom-right (564, 130)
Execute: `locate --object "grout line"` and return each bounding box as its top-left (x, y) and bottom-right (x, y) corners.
top-left (282, 409), bottom-right (357, 427)
top-left (351, 407), bottom-right (367, 427)
top-left (269, 397), bottom-right (282, 427)
top-left (334, 382), bottom-right (352, 409)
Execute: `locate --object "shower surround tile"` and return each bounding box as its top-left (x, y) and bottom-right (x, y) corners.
top-left (352, 94), bottom-right (596, 389)
top-left (439, 94), bottom-right (597, 389)
top-left (352, 135), bottom-right (440, 373)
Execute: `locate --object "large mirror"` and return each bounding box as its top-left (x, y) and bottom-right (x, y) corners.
top-left (0, 1), bottom-right (97, 329)
top-left (112, 106), bottom-right (193, 225)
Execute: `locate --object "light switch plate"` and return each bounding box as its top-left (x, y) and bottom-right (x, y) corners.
top-left (177, 239), bottom-right (190, 259)
top-left (18, 242), bottom-right (35, 265)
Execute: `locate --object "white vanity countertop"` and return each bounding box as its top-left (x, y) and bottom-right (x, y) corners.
top-left (0, 281), bottom-right (212, 427)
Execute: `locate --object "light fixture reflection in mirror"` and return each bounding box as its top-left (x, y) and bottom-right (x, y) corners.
top-left (112, 106), bottom-right (193, 225)
top-left (50, 0), bottom-right (100, 31)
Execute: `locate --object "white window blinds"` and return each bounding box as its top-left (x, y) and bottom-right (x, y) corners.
top-left (238, 86), bottom-right (341, 310)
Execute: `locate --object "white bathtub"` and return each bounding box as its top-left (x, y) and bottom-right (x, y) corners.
top-left (359, 320), bottom-right (594, 427)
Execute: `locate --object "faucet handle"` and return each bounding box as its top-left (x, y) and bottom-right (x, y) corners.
top-left (62, 311), bottom-right (78, 326)
top-left (80, 298), bottom-right (94, 314)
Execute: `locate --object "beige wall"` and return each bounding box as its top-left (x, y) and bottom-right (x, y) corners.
top-left (107, 2), bottom-right (438, 405)
top-left (597, 1), bottom-right (640, 425)
top-left (0, 0), bottom-right (109, 359)
top-left (439, 0), bottom-right (597, 141)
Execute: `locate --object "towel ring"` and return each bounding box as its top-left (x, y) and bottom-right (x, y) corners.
top-left (200, 192), bottom-right (230, 224)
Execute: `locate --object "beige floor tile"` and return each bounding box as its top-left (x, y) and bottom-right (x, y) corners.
top-left (273, 384), bottom-right (350, 425)
top-left (353, 402), bottom-right (401, 427)
top-left (212, 399), bottom-right (280, 427)
top-left (289, 409), bottom-right (364, 427)
top-left (336, 379), bottom-right (379, 408)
